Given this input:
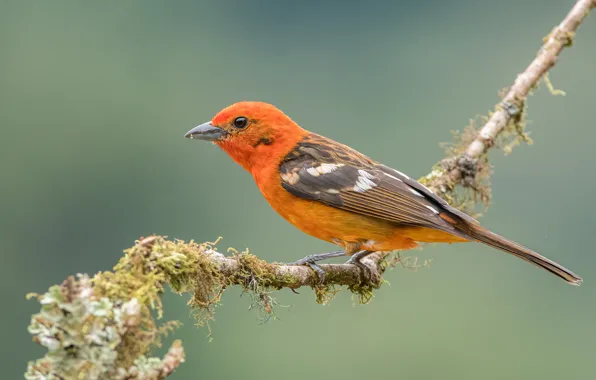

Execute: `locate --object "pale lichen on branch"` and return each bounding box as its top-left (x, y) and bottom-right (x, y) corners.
top-left (25, 1), bottom-right (594, 378)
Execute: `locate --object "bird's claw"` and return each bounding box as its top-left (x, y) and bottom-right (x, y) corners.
top-left (287, 255), bottom-right (315, 266)
top-left (286, 256), bottom-right (326, 284)
top-left (346, 259), bottom-right (372, 283)
top-left (345, 251), bottom-right (375, 284)
top-left (286, 250), bottom-right (346, 284)
top-left (306, 262), bottom-right (326, 283)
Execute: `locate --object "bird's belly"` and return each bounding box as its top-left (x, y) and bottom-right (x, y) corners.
top-left (256, 173), bottom-right (466, 253)
top-left (282, 201), bottom-right (395, 244)
top-left (258, 181), bottom-right (416, 252)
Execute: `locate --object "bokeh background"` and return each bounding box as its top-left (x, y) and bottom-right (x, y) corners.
top-left (2, 0), bottom-right (595, 378)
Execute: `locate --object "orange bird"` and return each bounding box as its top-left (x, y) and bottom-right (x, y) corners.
top-left (185, 101), bottom-right (581, 285)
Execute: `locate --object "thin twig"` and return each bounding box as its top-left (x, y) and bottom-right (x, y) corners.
top-left (424, 0), bottom-right (595, 194)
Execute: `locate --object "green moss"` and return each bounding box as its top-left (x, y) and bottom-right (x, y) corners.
top-left (232, 250), bottom-right (292, 288)
top-left (419, 85), bottom-right (541, 217)
top-left (543, 28), bottom-right (575, 47)
top-left (157, 238), bottom-right (226, 329)
top-left (313, 284), bottom-right (341, 305)
top-left (542, 72), bottom-right (566, 96)
top-left (227, 249), bottom-right (299, 322)
top-left (346, 282), bottom-right (379, 304)
top-left (418, 115), bottom-right (491, 216)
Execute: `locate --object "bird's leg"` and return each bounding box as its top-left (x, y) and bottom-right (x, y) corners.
top-left (288, 250), bottom-right (346, 283)
top-left (345, 250), bottom-right (376, 283)
top-left (289, 250), bottom-right (346, 265)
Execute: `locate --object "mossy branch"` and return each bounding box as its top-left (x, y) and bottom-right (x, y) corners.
top-left (25, 1), bottom-right (594, 379)
top-left (25, 236), bottom-right (396, 380)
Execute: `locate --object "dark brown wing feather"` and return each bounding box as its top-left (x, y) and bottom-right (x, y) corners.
top-left (279, 134), bottom-right (474, 239)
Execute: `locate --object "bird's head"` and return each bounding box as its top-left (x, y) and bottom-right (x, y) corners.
top-left (185, 101), bottom-right (308, 172)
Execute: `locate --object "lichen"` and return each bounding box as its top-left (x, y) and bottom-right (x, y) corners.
top-left (114, 340), bottom-right (185, 379)
top-left (25, 272), bottom-right (185, 380)
top-left (25, 236), bottom-right (191, 379)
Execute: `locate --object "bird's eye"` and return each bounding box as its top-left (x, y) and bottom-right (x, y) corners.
top-left (233, 117), bottom-right (248, 129)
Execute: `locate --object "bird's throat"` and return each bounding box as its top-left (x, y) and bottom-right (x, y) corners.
top-left (216, 128), bottom-right (308, 174)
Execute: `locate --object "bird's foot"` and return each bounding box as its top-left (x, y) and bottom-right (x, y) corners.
top-left (344, 250), bottom-right (375, 283)
top-left (287, 250), bottom-right (345, 283)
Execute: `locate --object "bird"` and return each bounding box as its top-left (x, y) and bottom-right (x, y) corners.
top-left (184, 101), bottom-right (582, 285)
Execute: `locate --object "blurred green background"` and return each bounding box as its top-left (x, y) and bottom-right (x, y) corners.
top-left (1, 0), bottom-right (595, 378)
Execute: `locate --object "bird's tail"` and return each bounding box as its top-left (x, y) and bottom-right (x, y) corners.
top-left (466, 223), bottom-right (582, 285)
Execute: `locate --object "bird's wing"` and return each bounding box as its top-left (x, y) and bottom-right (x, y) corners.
top-left (279, 133), bottom-right (478, 236)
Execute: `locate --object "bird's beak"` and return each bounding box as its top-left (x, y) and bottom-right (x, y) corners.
top-left (184, 122), bottom-right (228, 141)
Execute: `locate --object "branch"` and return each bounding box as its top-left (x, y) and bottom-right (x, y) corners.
top-left (422, 0), bottom-right (595, 199)
top-left (24, 236), bottom-right (394, 380)
top-left (207, 242), bottom-right (389, 291)
top-left (25, 1), bottom-right (594, 379)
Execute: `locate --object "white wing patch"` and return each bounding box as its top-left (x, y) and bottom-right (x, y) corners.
top-left (306, 167), bottom-right (319, 176)
top-left (358, 169), bottom-right (375, 179)
top-left (281, 172), bottom-right (300, 185)
top-left (305, 163), bottom-right (344, 177)
top-left (319, 163), bottom-right (344, 174)
top-left (353, 170), bottom-right (377, 192)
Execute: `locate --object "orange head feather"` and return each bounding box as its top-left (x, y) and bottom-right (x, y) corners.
top-left (185, 101), bottom-right (308, 172)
